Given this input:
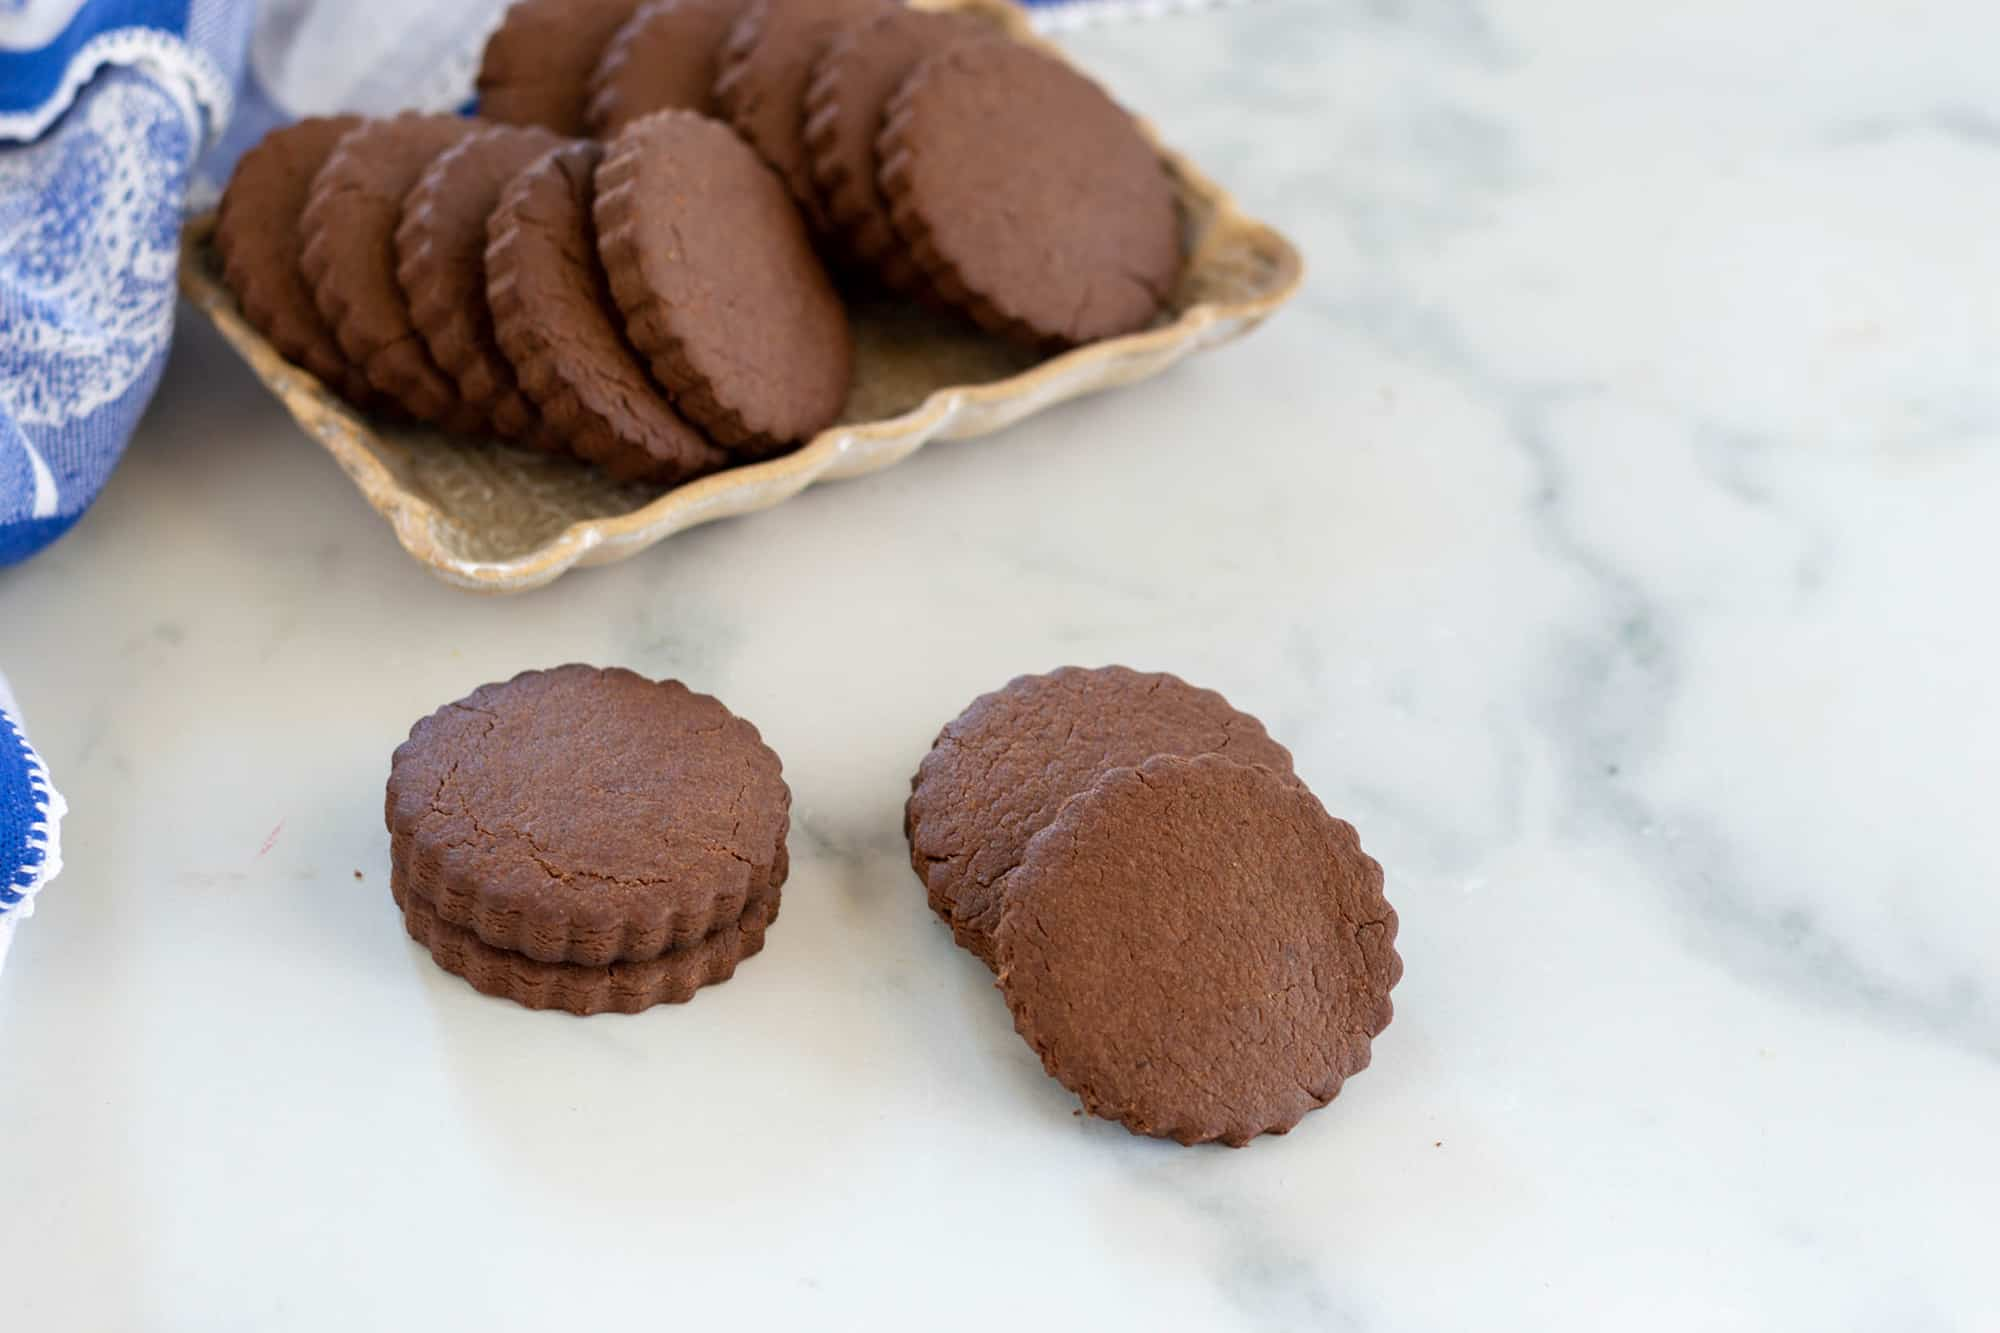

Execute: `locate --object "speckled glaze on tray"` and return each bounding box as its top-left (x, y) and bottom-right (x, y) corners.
top-left (175, 0), bottom-right (1303, 593)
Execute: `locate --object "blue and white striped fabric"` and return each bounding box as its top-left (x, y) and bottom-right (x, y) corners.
top-left (0, 672), bottom-right (63, 974)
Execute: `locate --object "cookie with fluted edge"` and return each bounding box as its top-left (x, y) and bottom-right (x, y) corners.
top-left (594, 110), bottom-right (850, 450)
top-left (475, 0), bottom-right (645, 135)
top-left (395, 124), bottom-right (567, 443)
top-left (995, 754), bottom-right (1402, 1147)
top-left (214, 115), bottom-right (379, 407)
top-left (713, 0), bottom-right (894, 229)
top-left (396, 876), bottom-right (779, 1015)
top-left (803, 6), bottom-right (990, 288)
top-left (486, 141), bottom-right (729, 483)
top-left (300, 114), bottom-right (487, 431)
top-left (385, 664), bottom-right (791, 967)
top-left (878, 40), bottom-right (1182, 347)
top-left (905, 666), bottom-right (1295, 968)
top-left (585, 0), bottom-right (745, 136)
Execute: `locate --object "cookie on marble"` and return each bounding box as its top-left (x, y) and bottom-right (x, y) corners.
top-left (905, 666), bottom-right (1293, 968)
top-left (594, 110), bottom-right (851, 450)
top-left (475, 0), bottom-right (645, 135)
top-left (713, 0), bottom-right (894, 229)
top-left (802, 6), bottom-right (990, 288)
top-left (395, 124), bottom-right (568, 443)
top-left (299, 114), bottom-right (487, 431)
top-left (214, 115), bottom-right (380, 408)
top-left (995, 754), bottom-right (1402, 1147)
top-left (385, 665), bottom-right (791, 968)
top-left (396, 875), bottom-right (779, 1015)
top-left (486, 141), bottom-right (730, 482)
top-left (585, 0), bottom-right (746, 136)
top-left (878, 40), bottom-right (1182, 347)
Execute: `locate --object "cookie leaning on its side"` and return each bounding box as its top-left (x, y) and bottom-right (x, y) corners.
top-left (906, 665), bottom-right (1295, 968)
top-left (475, 0), bottom-right (647, 135)
top-left (595, 110), bottom-right (853, 451)
top-left (803, 6), bottom-right (992, 290)
top-left (997, 755), bottom-right (1401, 1147)
top-left (396, 124), bottom-right (569, 445)
top-left (486, 141), bottom-right (730, 484)
top-left (879, 39), bottom-right (1183, 347)
top-left (214, 115), bottom-right (381, 410)
top-left (586, 0), bottom-right (749, 135)
top-left (299, 114), bottom-right (487, 432)
top-left (714, 0), bottom-right (897, 230)
top-left (907, 667), bottom-right (1400, 1146)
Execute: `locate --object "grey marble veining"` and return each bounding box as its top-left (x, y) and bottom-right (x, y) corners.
top-left (1, 1), bottom-right (1996, 1328)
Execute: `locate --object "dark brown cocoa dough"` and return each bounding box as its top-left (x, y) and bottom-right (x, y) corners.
top-left (214, 115), bottom-right (380, 408)
top-left (905, 666), bottom-right (1294, 968)
top-left (299, 113), bottom-right (487, 431)
top-left (586, 0), bottom-right (747, 135)
top-left (878, 40), bottom-right (1182, 347)
top-left (594, 110), bottom-right (851, 450)
top-left (476, 0), bottom-right (646, 135)
top-left (396, 124), bottom-right (568, 442)
top-left (802, 6), bottom-right (990, 288)
top-left (384, 664), bottom-right (791, 966)
top-left (713, 0), bottom-right (895, 229)
top-left (395, 866), bottom-right (779, 1015)
top-left (486, 141), bottom-right (729, 482)
top-left (995, 754), bottom-right (1402, 1147)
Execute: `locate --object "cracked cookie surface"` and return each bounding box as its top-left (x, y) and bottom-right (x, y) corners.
top-left (385, 664), bottom-right (790, 966)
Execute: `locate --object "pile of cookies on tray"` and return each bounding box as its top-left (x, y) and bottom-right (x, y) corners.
top-left (214, 0), bottom-right (1185, 487)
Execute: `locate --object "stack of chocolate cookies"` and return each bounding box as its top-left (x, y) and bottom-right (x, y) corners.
top-left (385, 666), bottom-right (791, 1015)
top-left (213, 0), bottom-right (1184, 492)
top-left (907, 668), bottom-right (1403, 1147)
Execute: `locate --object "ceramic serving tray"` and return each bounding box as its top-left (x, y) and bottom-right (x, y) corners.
top-left (176, 0), bottom-right (1304, 592)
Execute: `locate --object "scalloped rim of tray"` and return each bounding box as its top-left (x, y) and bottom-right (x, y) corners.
top-left (175, 0), bottom-right (1304, 593)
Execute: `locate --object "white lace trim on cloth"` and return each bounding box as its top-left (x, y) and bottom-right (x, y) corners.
top-left (0, 24), bottom-right (233, 147)
top-left (0, 706), bottom-right (65, 928)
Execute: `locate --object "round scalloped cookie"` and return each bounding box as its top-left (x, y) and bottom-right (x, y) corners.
top-left (878, 40), bottom-right (1182, 347)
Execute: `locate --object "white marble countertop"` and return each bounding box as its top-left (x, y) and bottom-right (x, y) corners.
top-left (3, 1), bottom-right (1997, 1327)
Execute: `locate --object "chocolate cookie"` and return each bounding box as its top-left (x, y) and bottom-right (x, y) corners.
top-left (214, 116), bottom-right (378, 407)
top-left (585, 0), bottom-right (745, 136)
top-left (879, 40), bottom-right (1182, 347)
top-left (385, 665), bottom-right (790, 966)
top-left (595, 110), bottom-right (851, 449)
top-left (713, 0), bottom-right (893, 228)
top-left (299, 114), bottom-right (487, 431)
top-left (396, 877), bottom-right (778, 1015)
top-left (476, 0), bottom-right (644, 135)
top-left (803, 7), bottom-right (988, 287)
top-left (395, 124), bottom-right (567, 442)
top-left (486, 142), bottom-right (730, 483)
top-left (995, 755), bottom-right (1402, 1147)
top-left (906, 666), bottom-right (1293, 968)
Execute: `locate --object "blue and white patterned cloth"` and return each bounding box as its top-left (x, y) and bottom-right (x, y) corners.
top-left (0, 0), bottom-right (1204, 567)
top-left (0, 671), bottom-right (63, 974)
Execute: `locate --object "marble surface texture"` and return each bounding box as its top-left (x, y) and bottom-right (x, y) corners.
top-left (3, 1), bottom-right (1997, 1328)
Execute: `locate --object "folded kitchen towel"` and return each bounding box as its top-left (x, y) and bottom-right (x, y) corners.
top-left (0, 672), bottom-right (64, 977)
top-left (0, 0), bottom-right (1238, 567)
